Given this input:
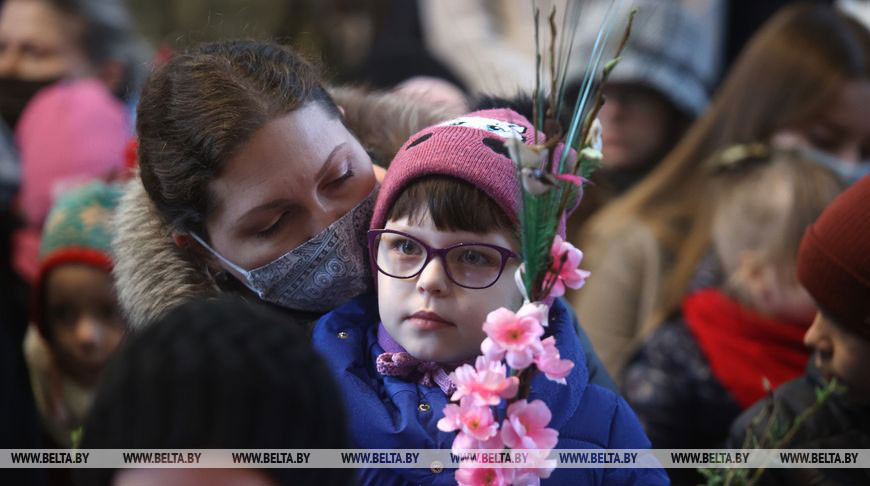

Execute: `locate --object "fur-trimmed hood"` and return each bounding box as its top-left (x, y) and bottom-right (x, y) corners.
top-left (112, 87), bottom-right (460, 329)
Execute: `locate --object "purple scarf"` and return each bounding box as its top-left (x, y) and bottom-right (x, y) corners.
top-left (375, 324), bottom-right (457, 395)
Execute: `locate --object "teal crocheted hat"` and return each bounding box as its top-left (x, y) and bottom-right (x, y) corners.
top-left (34, 181), bottom-right (123, 335)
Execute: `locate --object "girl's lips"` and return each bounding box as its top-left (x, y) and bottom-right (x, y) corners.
top-left (408, 311), bottom-right (454, 330)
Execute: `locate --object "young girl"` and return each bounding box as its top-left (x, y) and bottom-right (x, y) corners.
top-left (24, 181), bottom-right (126, 448)
top-left (623, 151), bottom-right (844, 453)
top-left (312, 109), bottom-right (667, 486)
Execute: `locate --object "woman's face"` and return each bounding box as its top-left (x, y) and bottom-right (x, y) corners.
top-left (0, 0), bottom-right (90, 80)
top-left (204, 103), bottom-right (376, 272)
top-left (598, 83), bottom-right (682, 171)
top-left (773, 80), bottom-right (870, 169)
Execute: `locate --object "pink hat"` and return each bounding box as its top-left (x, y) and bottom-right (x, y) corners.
top-left (12, 79), bottom-right (130, 282)
top-left (15, 78), bottom-right (130, 228)
top-left (371, 108), bottom-right (545, 230)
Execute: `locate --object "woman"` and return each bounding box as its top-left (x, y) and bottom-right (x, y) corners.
top-left (572, 3), bottom-right (870, 381)
top-left (114, 40), bottom-right (444, 328)
top-left (0, 0), bottom-right (146, 127)
top-left (113, 40), bottom-right (618, 388)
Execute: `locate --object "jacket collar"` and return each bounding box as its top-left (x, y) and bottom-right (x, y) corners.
top-left (322, 294), bottom-right (588, 431)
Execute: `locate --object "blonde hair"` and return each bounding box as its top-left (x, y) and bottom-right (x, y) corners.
top-left (582, 3), bottom-right (870, 324)
top-left (709, 150), bottom-right (844, 285)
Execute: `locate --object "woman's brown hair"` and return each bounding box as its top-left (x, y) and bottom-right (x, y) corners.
top-left (584, 3), bottom-right (870, 324)
top-left (136, 40), bottom-right (340, 237)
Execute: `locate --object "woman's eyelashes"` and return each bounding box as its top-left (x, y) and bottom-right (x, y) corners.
top-left (328, 167), bottom-right (355, 188)
top-left (253, 163), bottom-right (357, 239)
top-left (255, 212), bottom-right (289, 239)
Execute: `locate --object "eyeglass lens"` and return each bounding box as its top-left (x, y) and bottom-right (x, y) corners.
top-left (373, 232), bottom-right (507, 289)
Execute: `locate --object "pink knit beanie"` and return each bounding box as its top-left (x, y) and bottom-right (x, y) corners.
top-left (15, 78), bottom-right (130, 228)
top-left (371, 108), bottom-right (546, 230)
top-left (12, 79), bottom-right (130, 282)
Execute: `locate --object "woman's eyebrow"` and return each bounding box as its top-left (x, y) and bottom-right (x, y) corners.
top-left (234, 199), bottom-right (295, 229)
top-left (314, 142), bottom-right (350, 182)
top-left (232, 142), bottom-right (350, 226)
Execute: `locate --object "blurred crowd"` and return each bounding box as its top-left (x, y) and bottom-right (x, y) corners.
top-left (0, 1), bottom-right (868, 485)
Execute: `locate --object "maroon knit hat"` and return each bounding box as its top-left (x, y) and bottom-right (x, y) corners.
top-left (371, 108), bottom-right (547, 231)
top-left (797, 174), bottom-right (870, 339)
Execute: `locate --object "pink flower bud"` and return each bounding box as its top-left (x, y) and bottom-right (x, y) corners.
top-left (501, 399), bottom-right (559, 450)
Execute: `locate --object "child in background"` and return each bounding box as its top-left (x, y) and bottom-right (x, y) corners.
top-left (728, 174), bottom-right (870, 486)
top-left (78, 296), bottom-right (353, 486)
top-left (623, 151), bottom-right (844, 452)
top-left (23, 181), bottom-right (126, 449)
top-left (312, 109), bottom-right (667, 486)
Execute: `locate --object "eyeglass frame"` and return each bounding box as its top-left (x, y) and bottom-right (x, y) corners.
top-left (367, 229), bottom-right (521, 290)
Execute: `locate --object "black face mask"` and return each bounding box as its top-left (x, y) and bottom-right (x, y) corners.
top-left (0, 76), bottom-right (61, 131)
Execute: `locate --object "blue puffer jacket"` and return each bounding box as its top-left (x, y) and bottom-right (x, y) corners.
top-left (312, 294), bottom-right (670, 485)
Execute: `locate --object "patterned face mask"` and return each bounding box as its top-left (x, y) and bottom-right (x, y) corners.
top-left (191, 187), bottom-right (377, 312)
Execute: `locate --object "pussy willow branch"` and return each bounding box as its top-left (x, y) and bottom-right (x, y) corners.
top-left (547, 6), bottom-right (558, 123)
top-left (553, 9), bottom-right (637, 219)
top-left (532, 5), bottom-right (541, 147)
top-left (574, 8), bottom-right (637, 177)
top-left (746, 379), bottom-right (841, 486)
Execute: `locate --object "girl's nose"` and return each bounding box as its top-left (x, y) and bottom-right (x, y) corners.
top-left (75, 315), bottom-right (104, 352)
top-left (416, 257), bottom-right (451, 296)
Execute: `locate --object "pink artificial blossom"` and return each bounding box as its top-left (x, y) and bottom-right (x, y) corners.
top-left (513, 450), bottom-right (558, 485)
top-left (437, 398), bottom-right (499, 441)
top-left (534, 336), bottom-right (574, 384)
top-left (456, 465), bottom-right (515, 486)
top-left (545, 235), bottom-right (590, 298)
top-left (437, 403), bottom-right (463, 433)
top-left (451, 357), bottom-right (519, 407)
top-left (481, 304), bottom-right (546, 369)
top-left (451, 430), bottom-right (504, 455)
top-left (501, 399), bottom-right (559, 450)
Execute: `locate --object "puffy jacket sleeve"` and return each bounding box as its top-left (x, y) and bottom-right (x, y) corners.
top-left (551, 384), bottom-right (670, 485)
top-left (602, 396), bottom-right (670, 485)
top-left (561, 298), bottom-right (618, 393)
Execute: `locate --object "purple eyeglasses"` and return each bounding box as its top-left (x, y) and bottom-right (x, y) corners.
top-left (367, 229), bottom-right (520, 290)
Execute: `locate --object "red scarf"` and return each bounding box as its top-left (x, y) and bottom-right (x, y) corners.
top-left (683, 289), bottom-right (811, 409)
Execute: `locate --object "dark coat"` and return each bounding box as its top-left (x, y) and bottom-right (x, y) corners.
top-left (727, 365), bottom-right (870, 486)
top-left (623, 318), bottom-right (742, 449)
